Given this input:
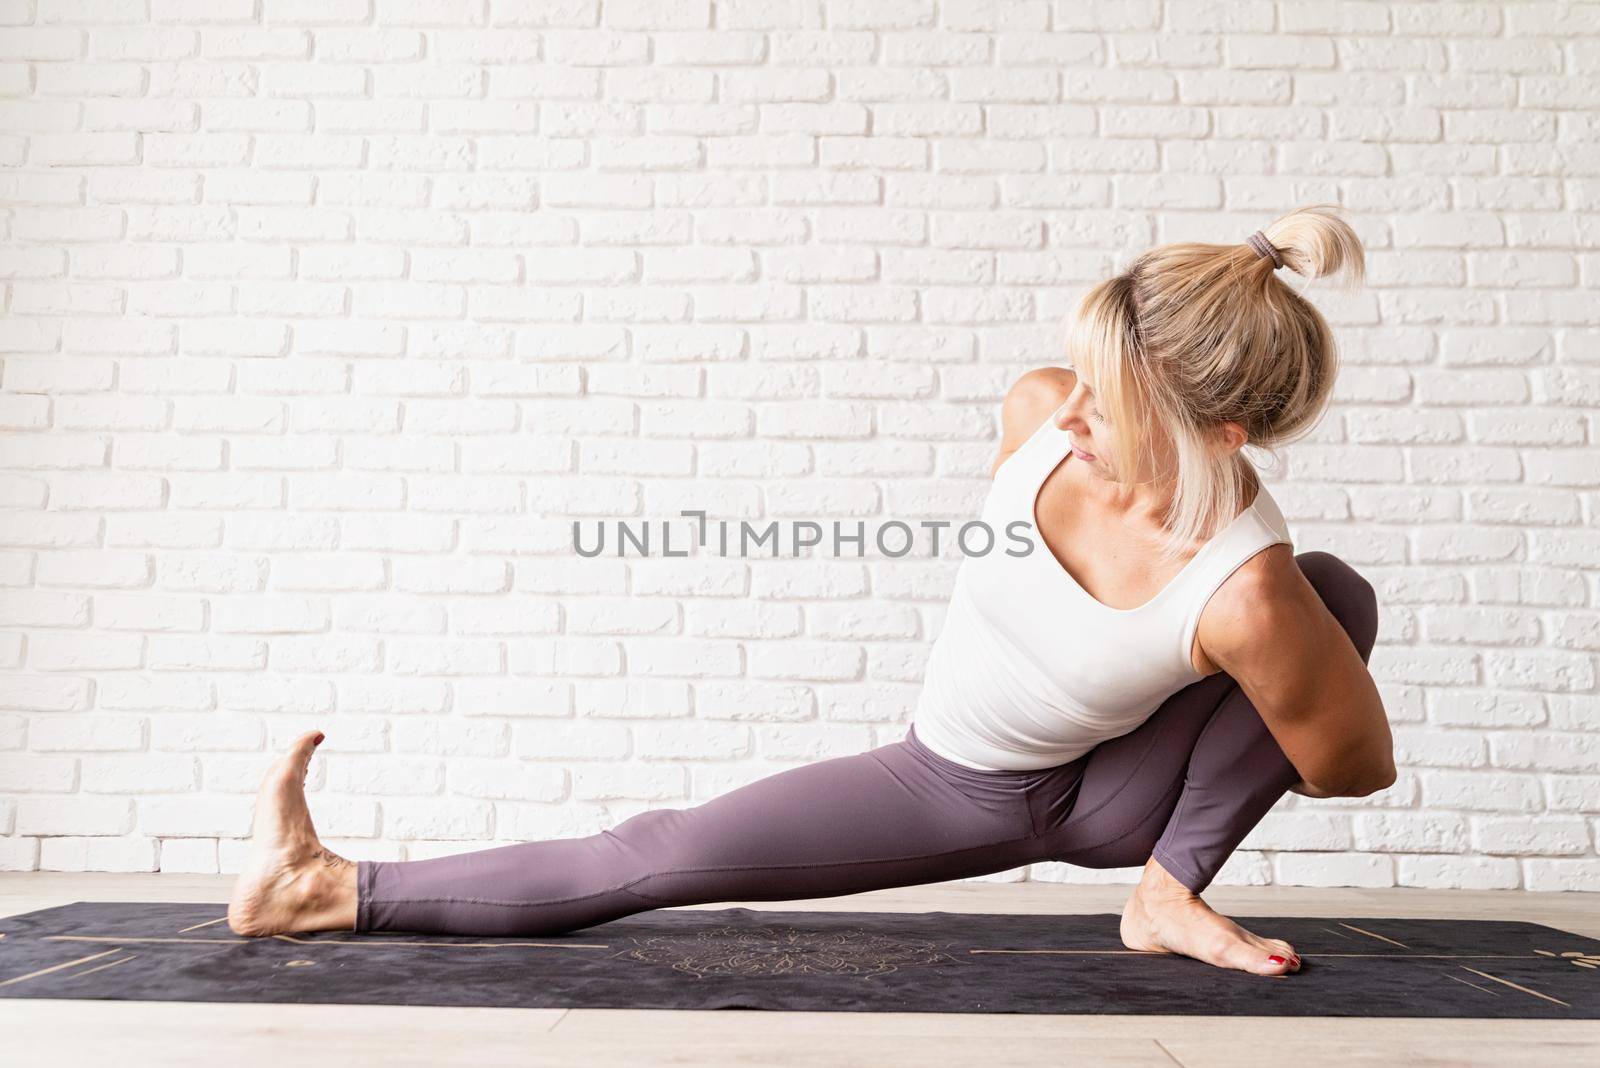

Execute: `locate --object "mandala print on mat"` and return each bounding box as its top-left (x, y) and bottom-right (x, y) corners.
top-left (612, 923), bottom-right (963, 980)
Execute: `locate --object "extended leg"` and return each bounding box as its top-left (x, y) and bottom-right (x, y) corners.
top-left (355, 732), bottom-right (1055, 936)
top-left (229, 726), bottom-right (1056, 938)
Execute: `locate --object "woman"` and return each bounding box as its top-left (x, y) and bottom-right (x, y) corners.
top-left (228, 205), bottom-right (1396, 977)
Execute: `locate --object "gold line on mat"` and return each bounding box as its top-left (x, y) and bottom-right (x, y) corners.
top-left (74, 954), bottom-right (140, 979)
top-left (269, 934), bottom-right (612, 950)
top-left (0, 948), bottom-right (124, 988)
top-left (975, 949), bottom-right (1532, 960)
top-left (1458, 966), bottom-right (1570, 1008)
top-left (45, 934), bottom-right (610, 951)
top-left (179, 917), bottom-right (230, 933)
top-left (1445, 973), bottom-right (1498, 997)
top-left (1310, 953), bottom-right (1528, 960)
top-left (47, 936), bottom-right (247, 945)
top-left (971, 949), bottom-right (1158, 956)
top-left (31, 933), bottom-right (1561, 965)
top-left (1338, 922), bottom-right (1410, 949)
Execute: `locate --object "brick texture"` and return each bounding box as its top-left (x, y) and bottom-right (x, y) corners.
top-left (1, 2), bottom-right (1597, 891)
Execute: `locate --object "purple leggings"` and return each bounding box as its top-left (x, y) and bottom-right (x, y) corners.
top-left (356, 552), bottom-right (1377, 936)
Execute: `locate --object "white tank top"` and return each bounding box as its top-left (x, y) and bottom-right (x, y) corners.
top-left (911, 408), bottom-right (1294, 771)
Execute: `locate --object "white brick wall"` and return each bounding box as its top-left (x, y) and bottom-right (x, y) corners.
top-left (2, 2), bottom-right (1598, 892)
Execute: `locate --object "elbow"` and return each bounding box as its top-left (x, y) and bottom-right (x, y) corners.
top-left (1343, 758), bottom-right (1397, 799)
top-left (1340, 712), bottom-right (1398, 798)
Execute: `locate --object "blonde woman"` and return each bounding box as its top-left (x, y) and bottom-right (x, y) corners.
top-left (228, 205), bottom-right (1394, 977)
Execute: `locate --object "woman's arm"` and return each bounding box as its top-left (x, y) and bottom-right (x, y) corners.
top-left (1286, 779), bottom-right (1348, 799)
top-left (1199, 548), bottom-right (1396, 798)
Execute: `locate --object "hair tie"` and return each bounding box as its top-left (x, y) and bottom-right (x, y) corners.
top-left (1246, 230), bottom-right (1284, 270)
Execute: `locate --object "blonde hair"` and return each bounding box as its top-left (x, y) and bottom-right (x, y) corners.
top-left (1063, 203), bottom-right (1366, 565)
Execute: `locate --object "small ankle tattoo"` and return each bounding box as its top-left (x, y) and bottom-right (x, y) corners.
top-left (312, 847), bottom-right (353, 871)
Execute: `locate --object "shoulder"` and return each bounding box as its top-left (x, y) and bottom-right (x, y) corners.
top-left (991, 367), bottom-right (1075, 477)
top-left (1003, 366), bottom-right (1075, 426)
top-left (1195, 543), bottom-right (1321, 671)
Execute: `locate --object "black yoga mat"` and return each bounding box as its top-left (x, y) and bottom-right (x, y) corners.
top-left (2, 901), bottom-right (1597, 1018)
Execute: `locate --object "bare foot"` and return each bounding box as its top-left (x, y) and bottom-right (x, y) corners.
top-left (227, 729), bottom-right (358, 937)
top-left (1120, 858), bottom-right (1301, 976)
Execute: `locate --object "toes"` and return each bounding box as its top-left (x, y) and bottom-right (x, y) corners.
top-left (1235, 934), bottom-right (1301, 975)
top-left (1258, 940), bottom-right (1300, 972)
top-left (265, 731), bottom-right (325, 790)
top-left (288, 729), bottom-right (324, 772)
top-left (1257, 951), bottom-right (1294, 975)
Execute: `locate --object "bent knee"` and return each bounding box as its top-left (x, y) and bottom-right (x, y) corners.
top-left (1294, 550), bottom-right (1378, 661)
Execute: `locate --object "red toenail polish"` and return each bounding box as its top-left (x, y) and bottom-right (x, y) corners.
top-left (314, 732), bottom-right (325, 745)
top-left (1268, 955), bottom-right (1286, 964)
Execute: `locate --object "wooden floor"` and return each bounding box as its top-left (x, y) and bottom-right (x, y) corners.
top-left (3, 873), bottom-right (1598, 1067)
